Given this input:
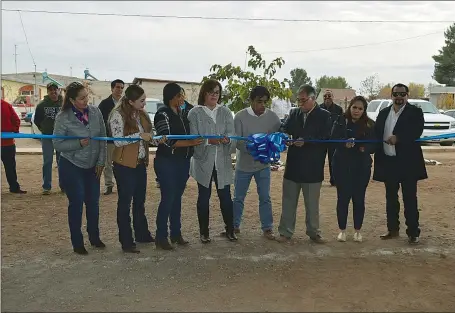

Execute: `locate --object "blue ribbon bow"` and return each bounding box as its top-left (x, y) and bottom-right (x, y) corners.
top-left (246, 132), bottom-right (289, 164)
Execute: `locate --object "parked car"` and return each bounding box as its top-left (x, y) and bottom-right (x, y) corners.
top-left (145, 98), bottom-right (165, 132)
top-left (443, 109), bottom-right (455, 119)
top-left (367, 99), bottom-right (455, 146)
top-left (13, 106), bottom-right (23, 120)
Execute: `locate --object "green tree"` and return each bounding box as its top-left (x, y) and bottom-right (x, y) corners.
top-left (315, 75), bottom-right (351, 92)
top-left (432, 23), bottom-right (455, 86)
top-left (202, 46), bottom-right (292, 112)
top-left (377, 83), bottom-right (393, 99)
top-left (286, 68), bottom-right (312, 102)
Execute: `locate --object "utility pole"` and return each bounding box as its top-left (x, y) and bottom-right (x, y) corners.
top-left (14, 44), bottom-right (18, 77)
top-left (34, 64), bottom-right (38, 106)
top-left (70, 66), bottom-right (72, 77)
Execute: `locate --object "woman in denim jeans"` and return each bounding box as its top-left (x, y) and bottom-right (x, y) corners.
top-left (153, 83), bottom-right (203, 250)
top-left (53, 82), bottom-right (107, 255)
top-left (109, 85), bottom-right (165, 253)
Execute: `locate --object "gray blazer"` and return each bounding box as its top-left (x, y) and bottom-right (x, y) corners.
top-left (53, 105), bottom-right (107, 169)
top-left (187, 105), bottom-right (235, 189)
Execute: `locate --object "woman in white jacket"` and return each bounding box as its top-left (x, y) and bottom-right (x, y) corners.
top-left (187, 79), bottom-right (237, 244)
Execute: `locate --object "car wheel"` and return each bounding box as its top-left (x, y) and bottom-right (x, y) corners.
top-left (440, 141), bottom-right (454, 146)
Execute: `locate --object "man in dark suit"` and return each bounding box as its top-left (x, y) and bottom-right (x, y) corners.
top-left (373, 83), bottom-right (427, 244)
top-left (277, 84), bottom-right (332, 244)
top-left (319, 89), bottom-right (343, 186)
top-left (98, 79), bottom-right (124, 195)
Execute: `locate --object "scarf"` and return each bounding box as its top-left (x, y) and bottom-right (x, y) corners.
top-left (72, 106), bottom-right (89, 126)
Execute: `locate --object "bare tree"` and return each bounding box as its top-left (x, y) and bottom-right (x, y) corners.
top-left (359, 73), bottom-right (382, 101)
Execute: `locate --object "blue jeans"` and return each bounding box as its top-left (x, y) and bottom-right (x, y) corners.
top-left (41, 139), bottom-right (62, 190)
top-left (233, 167), bottom-right (273, 231)
top-left (154, 155), bottom-right (190, 241)
top-left (59, 157), bottom-right (101, 248)
top-left (113, 162), bottom-right (152, 249)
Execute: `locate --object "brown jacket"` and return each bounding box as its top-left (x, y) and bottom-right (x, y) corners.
top-left (112, 111), bottom-right (152, 168)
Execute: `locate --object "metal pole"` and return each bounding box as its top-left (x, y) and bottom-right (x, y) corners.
top-left (14, 44), bottom-right (18, 76)
top-left (34, 64), bottom-right (38, 106)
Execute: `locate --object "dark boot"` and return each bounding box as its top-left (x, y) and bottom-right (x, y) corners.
top-left (380, 230), bottom-right (400, 240)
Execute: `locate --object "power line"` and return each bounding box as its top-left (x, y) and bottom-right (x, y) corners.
top-left (18, 11), bottom-right (35, 65)
top-left (262, 31), bottom-right (442, 54)
top-left (2, 8), bottom-right (455, 23)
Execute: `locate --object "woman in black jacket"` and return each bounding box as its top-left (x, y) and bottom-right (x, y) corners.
top-left (330, 96), bottom-right (376, 243)
top-left (153, 83), bottom-right (203, 250)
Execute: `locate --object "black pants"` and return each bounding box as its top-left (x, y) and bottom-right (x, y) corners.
top-left (335, 167), bottom-right (371, 230)
top-left (113, 162), bottom-right (152, 249)
top-left (385, 180), bottom-right (420, 238)
top-left (1, 145), bottom-right (20, 192)
top-left (327, 147), bottom-right (336, 185)
top-left (197, 167), bottom-right (234, 236)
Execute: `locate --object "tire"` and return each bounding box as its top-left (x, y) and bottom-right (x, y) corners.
top-left (440, 141), bottom-right (454, 146)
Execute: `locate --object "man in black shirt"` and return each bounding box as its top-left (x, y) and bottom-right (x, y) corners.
top-left (98, 79), bottom-right (124, 195)
top-left (319, 89), bottom-right (343, 186)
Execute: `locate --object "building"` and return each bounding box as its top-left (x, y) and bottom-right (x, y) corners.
top-left (132, 77), bottom-right (202, 104)
top-left (429, 86), bottom-right (455, 110)
top-left (316, 88), bottom-right (357, 110)
top-left (1, 76), bottom-right (48, 105)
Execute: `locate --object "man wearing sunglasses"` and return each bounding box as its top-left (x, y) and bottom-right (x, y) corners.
top-left (277, 84), bottom-right (332, 244)
top-left (319, 90), bottom-right (343, 186)
top-left (373, 83), bottom-right (427, 244)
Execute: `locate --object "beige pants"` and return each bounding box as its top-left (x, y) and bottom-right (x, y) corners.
top-left (104, 143), bottom-right (115, 188)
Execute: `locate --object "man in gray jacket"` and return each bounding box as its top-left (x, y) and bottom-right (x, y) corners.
top-left (233, 86), bottom-right (282, 239)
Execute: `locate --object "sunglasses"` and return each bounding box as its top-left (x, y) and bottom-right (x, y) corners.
top-left (392, 92), bottom-right (408, 97)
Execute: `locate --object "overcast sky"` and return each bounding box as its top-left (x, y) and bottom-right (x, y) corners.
top-left (2, 1), bottom-right (454, 91)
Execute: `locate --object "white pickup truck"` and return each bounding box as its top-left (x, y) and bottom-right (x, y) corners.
top-left (367, 99), bottom-right (455, 146)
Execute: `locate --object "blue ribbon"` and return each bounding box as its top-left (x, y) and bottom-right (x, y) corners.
top-left (246, 132), bottom-right (289, 164)
top-left (1, 132), bottom-right (455, 166)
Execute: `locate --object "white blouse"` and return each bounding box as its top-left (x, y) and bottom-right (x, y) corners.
top-left (109, 110), bottom-right (160, 159)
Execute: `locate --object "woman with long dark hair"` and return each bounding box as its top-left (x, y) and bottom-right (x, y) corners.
top-left (109, 85), bottom-right (165, 253)
top-left (153, 83), bottom-right (203, 250)
top-left (53, 82), bottom-right (107, 255)
top-left (330, 95), bottom-right (377, 243)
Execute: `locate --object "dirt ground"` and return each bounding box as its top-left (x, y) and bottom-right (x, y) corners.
top-left (1, 150), bottom-right (455, 312)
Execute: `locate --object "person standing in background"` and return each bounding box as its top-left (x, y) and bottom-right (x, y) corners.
top-left (319, 89), bottom-right (343, 186)
top-left (98, 79), bottom-right (124, 195)
top-left (34, 82), bottom-right (64, 195)
top-left (1, 99), bottom-right (26, 194)
top-left (233, 86), bottom-right (281, 239)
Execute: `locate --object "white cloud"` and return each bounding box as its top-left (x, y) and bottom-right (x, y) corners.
top-left (2, 1), bottom-right (454, 91)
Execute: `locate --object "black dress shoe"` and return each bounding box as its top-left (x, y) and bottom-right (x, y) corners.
top-left (408, 236), bottom-right (420, 244)
top-left (73, 246), bottom-right (88, 255)
top-left (225, 231), bottom-right (238, 242)
top-left (104, 187), bottom-right (113, 195)
top-left (136, 236), bottom-right (155, 243)
top-left (155, 239), bottom-right (174, 250)
top-left (200, 235), bottom-right (211, 244)
top-left (91, 240), bottom-right (106, 248)
top-left (10, 189), bottom-right (27, 194)
top-left (170, 236), bottom-right (189, 245)
top-left (122, 246), bottom-right (140, 253)
top-left (380, 231), bottom-right (400, 240)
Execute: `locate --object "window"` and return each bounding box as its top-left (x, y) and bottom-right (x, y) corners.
top-left (145, 100), bottom-right (165, 114)
top-left (367, 100), bottom-right (382, 112)
top-left (20, 90), bottom-right (34, 96)
top-left (444, 111), bottom-right (455, 118)
top-left (379, 101), bottom-right (391, 111)
top-left (409, 101), bottom-right (440, 114)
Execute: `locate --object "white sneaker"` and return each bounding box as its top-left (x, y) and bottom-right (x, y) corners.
top-left (353, 232), bottom-right (363, 242)
top-left (337, 231), bottom-right (346, 242)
